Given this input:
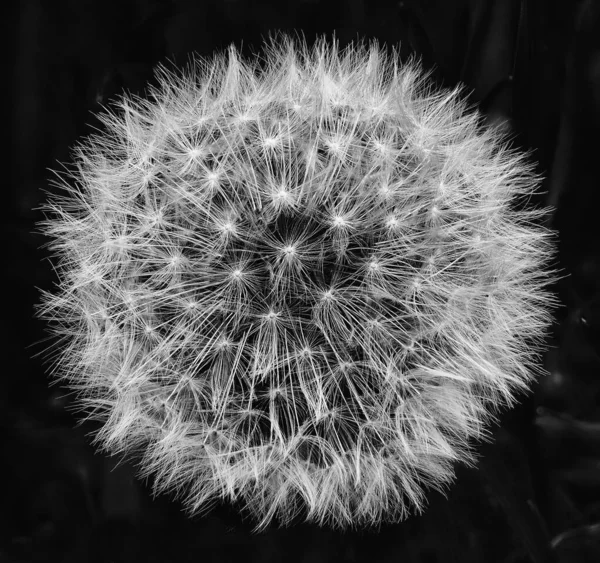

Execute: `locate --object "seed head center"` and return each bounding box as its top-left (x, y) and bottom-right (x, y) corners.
top-left (321, 288), bottom-right (335, 301)
top-left (265, 309), bottom-right (280, 321)
top-left (332, 215), bottom-right (347, 228)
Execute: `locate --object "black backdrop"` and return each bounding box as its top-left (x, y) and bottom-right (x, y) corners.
top-left (6, 1), bottom-right (600, 561)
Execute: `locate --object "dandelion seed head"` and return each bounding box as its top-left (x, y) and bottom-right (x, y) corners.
top-left (34, 34), bottom-right (559, 532)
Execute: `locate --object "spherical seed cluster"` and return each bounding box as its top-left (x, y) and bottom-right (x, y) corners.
top-left (35, 37), bottom-right (557, 530)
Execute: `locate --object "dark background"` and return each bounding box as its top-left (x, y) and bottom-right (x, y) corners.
top-left (5, 0), bottom-right (600, 561)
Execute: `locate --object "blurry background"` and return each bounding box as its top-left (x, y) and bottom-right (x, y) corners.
top-left (6, 0), bottom-right (600, 561)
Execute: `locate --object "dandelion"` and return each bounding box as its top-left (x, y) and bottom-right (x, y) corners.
top-left (34, 35), bottom-right (558, 531)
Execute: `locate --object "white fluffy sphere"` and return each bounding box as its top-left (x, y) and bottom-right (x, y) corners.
top-left (35, 36), bottom-right (557, 530)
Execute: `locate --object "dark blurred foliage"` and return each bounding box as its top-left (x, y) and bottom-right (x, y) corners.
top-left (5, 0), bottom-right (600, 561)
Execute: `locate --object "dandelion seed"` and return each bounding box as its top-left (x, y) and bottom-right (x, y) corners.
top-left (321, 288), bottom-right (336, 302)
top-left (385, 215), bottom-right (399, 230)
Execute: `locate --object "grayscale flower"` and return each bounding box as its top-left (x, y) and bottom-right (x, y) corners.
top-left (35, 35), bottom-right (558, 531)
